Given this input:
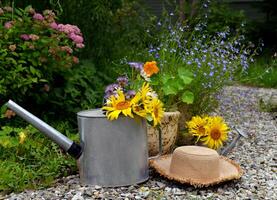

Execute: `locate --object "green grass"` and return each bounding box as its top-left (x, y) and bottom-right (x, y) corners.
top-left (240, 56), bottom-right (277, 88)
top-left (0, 123), bottom-right (78, 194)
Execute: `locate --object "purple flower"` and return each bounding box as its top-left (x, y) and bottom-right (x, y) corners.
top-left (33, 13), bottom-right (44, 21)
top-left (209, 71), bottom-right (214, 77)
top-left (128, 62), bottom-right (143, 71)
top-left (125, 90), bottom-right (136, 100)
top-left (20, 34), bottom-right (30, 41)
top-left (117, 76), bottom-right (128, 87)
top-left (104, 84), bottom-right (120, 99)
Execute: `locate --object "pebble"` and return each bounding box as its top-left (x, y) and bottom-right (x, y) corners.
top-left (4, 86), bottom-right (277, 199)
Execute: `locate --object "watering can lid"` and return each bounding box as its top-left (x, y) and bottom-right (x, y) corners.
top-left (77, 109), bottom-right (106, 118)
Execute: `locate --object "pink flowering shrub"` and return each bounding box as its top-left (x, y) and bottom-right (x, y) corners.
top-left (0, 6), bottom-right (85, 106)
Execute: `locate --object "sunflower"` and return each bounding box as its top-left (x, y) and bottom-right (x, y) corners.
top-left (102, 90), bottom-right (141, 120)
top-left (143, 61), bottom-right (159, 77)
top-left (140, 82), bottom-right (152, 101)
top-left (145, 98), bottom-right (164, 126)
top-left (186, 116), bottom-right (209, 142)
top-left (201, 116), bottom-right (229, 150)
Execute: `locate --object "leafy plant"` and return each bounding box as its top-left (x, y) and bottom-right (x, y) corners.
top-left (143, 10), bottom-right (256, 118)
top-left (0, 5), bottom-right (84, 109)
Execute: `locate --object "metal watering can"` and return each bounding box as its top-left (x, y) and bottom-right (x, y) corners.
top-left (6, 100), bottom-right (161, 187)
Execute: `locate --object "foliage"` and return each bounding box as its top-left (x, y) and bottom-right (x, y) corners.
top-left (48, 0), bottom-right (155, 66)
top-left (248, 0), bottom-right (277, 50)
top-left (205, 1), bottom-right (247, 35)
top-left (0, 5), bottom-right (105, 124)
top-left (142, 12), bottom-right (256, 116)
top-left (0, 108), bottom-right (77, 193)
top-left (240, 53), bottom-right (277, 88)
top-left (0, 5), bottom-right (86, 114)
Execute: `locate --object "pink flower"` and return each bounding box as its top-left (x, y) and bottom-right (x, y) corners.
top-left (73, 56), bottom-right (79, 64)
top-left (20, 34), bottom-right (30, 41)
top-left (29, 34), bottom-right (40, 41)
top-left (33, 13), bottom-right (44, 21)
top-left (61, 46), bottom-right (73, 54)
top-left (69, 33), bottom-right (83, 44)
top-left (4, 21), bottom-right (13, 29)
top-left (76, 43), bottom-right (85, 48)
top-left (49, 22), bottom-right (58, 30)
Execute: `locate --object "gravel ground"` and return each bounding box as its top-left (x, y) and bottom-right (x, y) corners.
top-left (4, 85), bottom-right (277, 200)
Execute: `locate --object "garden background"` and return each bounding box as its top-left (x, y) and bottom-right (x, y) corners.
top-left (0, 0), bottom-right (276, 194)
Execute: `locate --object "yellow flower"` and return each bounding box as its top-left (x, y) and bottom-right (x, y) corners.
top-left (143, 61), bottom-right (159, 77)
top-left (145, 98), bottom-right (164, 126)
top-left (19, 131), bottom-right (27, 144)
top-left (140, 82), bottom-right (152, 100)
top-left (201, 116), bottom-right (229, 150)
top-left (187, 116), bottom-right (209, 142)
top-left (102, 90), bottom-right (141, 120)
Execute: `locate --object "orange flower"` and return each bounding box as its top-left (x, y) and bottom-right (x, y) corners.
top-left (143, 61), bottom-right (159, 77)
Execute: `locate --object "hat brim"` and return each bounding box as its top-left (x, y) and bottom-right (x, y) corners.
top-left (150, 154), bottom-right (243, 187)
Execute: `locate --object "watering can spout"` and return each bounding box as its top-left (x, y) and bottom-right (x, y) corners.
top-left (5, 100), bottom-right (82, 159)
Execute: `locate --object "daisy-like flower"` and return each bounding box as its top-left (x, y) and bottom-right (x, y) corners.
top-left (201, 116), bottom-right (229, 150)
top-left (187, 116), bottom-right (209, 142)
top-left (145, 98), bottom-right (164, 126)
top-left (102, 90), bottom-right (141, 120)
top-left (143, 61), bottom-right (159, 77)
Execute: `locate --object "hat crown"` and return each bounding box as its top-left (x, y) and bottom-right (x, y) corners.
top-left (169, 146), bottom-right (220, 181)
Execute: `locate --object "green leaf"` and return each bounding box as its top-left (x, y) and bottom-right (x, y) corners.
top-left (178, 68), bottom-right (193, 84)
top-left (161, 74), bottom-right (171, 84)
top-left (162, 84), bottom-right (178, 95)
top-left (30, 66), bottom-right (36, 75)
top-left (181, 91), bottom-right (194, 104)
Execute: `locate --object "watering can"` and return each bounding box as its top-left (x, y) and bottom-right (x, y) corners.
top-left (6, 100), bottom-right (161, 187)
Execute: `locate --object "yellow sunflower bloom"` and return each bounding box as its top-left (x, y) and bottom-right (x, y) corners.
top-left (145, 98), bottom-right (164, 126)
top-left (102, 90), bottom-right (136, 120)
top-left (186, 116), bottom-right (209, 142)
top-left (102, 90), bottom-right (144, 120)
top-left (201, 116), bottom-right (229, 150)
top-left (140, 82), bottom-right (152, 101)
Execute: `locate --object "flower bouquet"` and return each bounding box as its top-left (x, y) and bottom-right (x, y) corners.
top-left (102, 61), bottom-right (164, 127)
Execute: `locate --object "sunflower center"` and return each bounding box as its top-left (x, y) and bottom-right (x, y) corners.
top-left (115, 101), bottom-right (130, 110)
top-left (198, 126), bottom-right (205, 135)
top-left (210, 128), bottom-right (221, 140)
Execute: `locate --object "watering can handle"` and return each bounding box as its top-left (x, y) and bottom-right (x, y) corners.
top-left (5, 100), bottom-right (82, 159)
top-left (148, 126), bottom-right (162, 160)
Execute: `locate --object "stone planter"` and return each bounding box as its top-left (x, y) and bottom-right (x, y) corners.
top-left (147, 111), bottom-right (180, 156)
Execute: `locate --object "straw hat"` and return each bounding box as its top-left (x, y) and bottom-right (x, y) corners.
top-left (150, 146), bottom-right (243, 187)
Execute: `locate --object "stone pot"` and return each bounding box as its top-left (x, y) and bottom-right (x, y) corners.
top-left (147, 111), bottom-right (180, 156)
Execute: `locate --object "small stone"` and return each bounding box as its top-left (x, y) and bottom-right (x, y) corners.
top-left (94, 185), bottom-right (101, 190)
top-left (156, 181), bottom-right (166, 188)
top-left (72, 192), bottom-right (84, 200)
